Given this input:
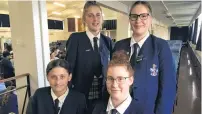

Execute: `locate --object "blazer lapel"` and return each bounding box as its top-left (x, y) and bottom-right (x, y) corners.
top-left (83, 32), bottom-right (93, 51)
top-left (123, 38), bottom-right (131, 57)
top-left (43, 87), bottom-right (55, 114)
top-left (99, 36), bottom-right (110, 64)
top-left (99, 36), bottom-right (110, 79)
top-left (138, 35), bottom-right (154, 61)
top-left (60, 90), bottom-right (74, 114)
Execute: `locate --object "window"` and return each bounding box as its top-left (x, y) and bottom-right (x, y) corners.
top-left (48, 19), bottom-right (63, 30)
top-left (196, 14), bottom-right (202, 43)
top-left (0, 14), bottom-right (10, 27)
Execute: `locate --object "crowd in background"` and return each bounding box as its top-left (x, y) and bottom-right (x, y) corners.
top-left (49, 40), bottom-right (66, 61)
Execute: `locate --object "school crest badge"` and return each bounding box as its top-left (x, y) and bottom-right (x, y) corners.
top-left (150, 64), bottom-right (158, 76)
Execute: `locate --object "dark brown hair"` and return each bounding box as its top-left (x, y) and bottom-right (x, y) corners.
top-left (129, 1), bottom-right (152, 16)
top-left (108, 50), bottom-right (134, 77)
top-left (82, 1), bottom-right (103, 25)
top-left (46, 59), bottom-right (72, 75)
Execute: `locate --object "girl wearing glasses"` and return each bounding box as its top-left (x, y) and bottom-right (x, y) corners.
top-left (113, 1), bottom-right (176, 114)
top-left (93, 50), bottom-right (138, 114)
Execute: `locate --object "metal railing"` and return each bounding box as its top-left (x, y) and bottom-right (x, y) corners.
top-left (0, 73), bottom-right (31, 114)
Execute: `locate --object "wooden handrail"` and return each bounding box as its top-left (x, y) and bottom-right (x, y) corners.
top-left (0, 85), bottom-right (27, 96)
top-left (0, 73), bottom-right (30, 83)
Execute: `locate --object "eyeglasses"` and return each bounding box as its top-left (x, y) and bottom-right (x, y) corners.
top-left (106, 76), bottom-right (131, 84)
top-left (129, 13), bottom-right (150, 21)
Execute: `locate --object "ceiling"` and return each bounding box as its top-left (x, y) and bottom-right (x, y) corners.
top-left (0, 1), bottom-right (201, 27)
top-left (0, 1), bottom-right (118, 20)
top-left (47, 1), bottom-right (118, 20)
top-left (120, 1), bottom-right (201, 27)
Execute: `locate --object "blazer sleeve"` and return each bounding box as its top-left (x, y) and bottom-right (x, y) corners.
top-left (76, 94), bottom-right (87, 114)
top-left (65, 33), bottom-right (78, 71)
top-left (112, 40), bottom-right (123, 54)
top-left (109, 39), bottom-right (113, 60)
top-left (112, 41), bottom-right (118, 53)
top-left (26, 97), bottom-right (36, 114)
top-left (155, 41), bottom-right (176, 114)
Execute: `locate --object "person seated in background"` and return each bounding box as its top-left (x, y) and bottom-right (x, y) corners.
top-left (0, 51), bottom-right (15, 87)
top-left (92, 50), bottom-right (138, 114)
top-left (0, 80), bottom-right (6, 92)
top-left (50, 47), bottom-right (59, 61)
top-left (0, 86), bottom-right (18, 114)
top-left (9, 51), bottom-right (14, 66)
top-left (26, 59), bottom-right (87, 114)
top-left (57, 51), bottom-right (66, 60)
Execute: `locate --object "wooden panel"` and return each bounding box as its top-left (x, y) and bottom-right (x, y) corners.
top-left (67, 18), bottom-right (75, 32)
top-left (78, 18), bottom-right (85, 32)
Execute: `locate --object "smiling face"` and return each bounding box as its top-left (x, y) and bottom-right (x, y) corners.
top-left (106, 66), bottom-right (133, 101)
top-left (47, 67), bottom-right (72, 96)
top-left (129, 4), bottom-right (152, 37)
top-left (83, 6), bottom-right (103, 33)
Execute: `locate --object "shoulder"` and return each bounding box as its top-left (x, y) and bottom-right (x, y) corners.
top-left (150, 35), bottom-right (169, 48)
top-left (70, 32), bottom-right (86, 37)
top-left (114, 38), bottom-right (131, 49)
top-left (92, 100), bottom-right (107, 114)
top-left (68, 32), bottom-right (86, 41)
top-left (69, 89), bottom-right (86, 100)
top-left (33, 87), bottom-right (50, 97)
top-left (116, 38), bottom-right (131, 44)
top-left (125, 100), bottom-right (139, 114)
top-left (101, 34), bottom-right (112, 41)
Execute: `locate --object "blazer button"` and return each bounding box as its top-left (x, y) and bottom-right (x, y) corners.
top-left (134, 87), bottom-right (137, 89)
top-left (135, 98), bottom-right (138, 101)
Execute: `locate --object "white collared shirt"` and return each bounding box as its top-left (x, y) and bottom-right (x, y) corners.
top-left (86, 30), bottom-right (101, 49)
top-left (106, 95), bottom-right (132, 114)
top-left (51, 88), bottom-right (69, 114)
top-left (130, 32), bottom-right (150, 59)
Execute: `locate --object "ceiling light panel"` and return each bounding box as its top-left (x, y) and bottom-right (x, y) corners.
top-left (52, 11), bottom-right (62, 15)
top-left (53, 2), bottom-right (66, 8)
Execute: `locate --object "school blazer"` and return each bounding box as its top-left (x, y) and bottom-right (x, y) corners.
top-left (113, 34), bottom-right (176, 114)
top-left (26, 87), bottom-right (87, 114)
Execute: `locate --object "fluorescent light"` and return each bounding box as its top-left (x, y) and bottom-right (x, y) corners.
top-left (189, 67), bottom-right (192, 76)
top-left (53, 2), bottom-right (66, 8)
top-left (102, 13), bottom-right (105, 17)
top-left (188, 60), bottom-right (190, 65)
top-left (74, 16), bottom-right (80, 18)
top-left (52, 11), bottom-right (61, 15)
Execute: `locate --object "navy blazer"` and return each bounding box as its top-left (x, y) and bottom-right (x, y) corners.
top-left (26, 87), bottom-right (87, 114)
top-left (65, 32), bottom-right (113, 98)
top-left (0, 93), bottom-right (18, 114)
top-left (113, 35), bottom-right (176, 114)
top-left (92, 100), bottom-right (139, 114)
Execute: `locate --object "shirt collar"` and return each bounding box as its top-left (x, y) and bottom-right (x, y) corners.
top-left (51, 88), bottom-right (69, 104)
top-left (130, 32), bottom-right (150, 48)
top-left (106, 95), bottom-right (132, 114)
top-left (86, 30), bottom-right (101, 42)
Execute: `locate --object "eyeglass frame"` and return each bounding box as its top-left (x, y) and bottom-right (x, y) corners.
top-left (105, 76), bottom-right (132, 84)
top-left (129, 13), bottom-right (150, 21)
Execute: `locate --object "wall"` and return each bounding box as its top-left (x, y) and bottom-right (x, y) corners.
top-left (0, 15), bottom-right (170, 44)
top-left (0, 17), bottom-right (75, 43)
top-left (152, 18), bottom-right (170, 40)
top-left (0, 28), bottom-right (72, 43)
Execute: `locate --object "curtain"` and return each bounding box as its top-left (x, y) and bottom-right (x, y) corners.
top-left (196, 27), bottom-right (201, 51)
top-left (192, 18), bottom-right (199, 44)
